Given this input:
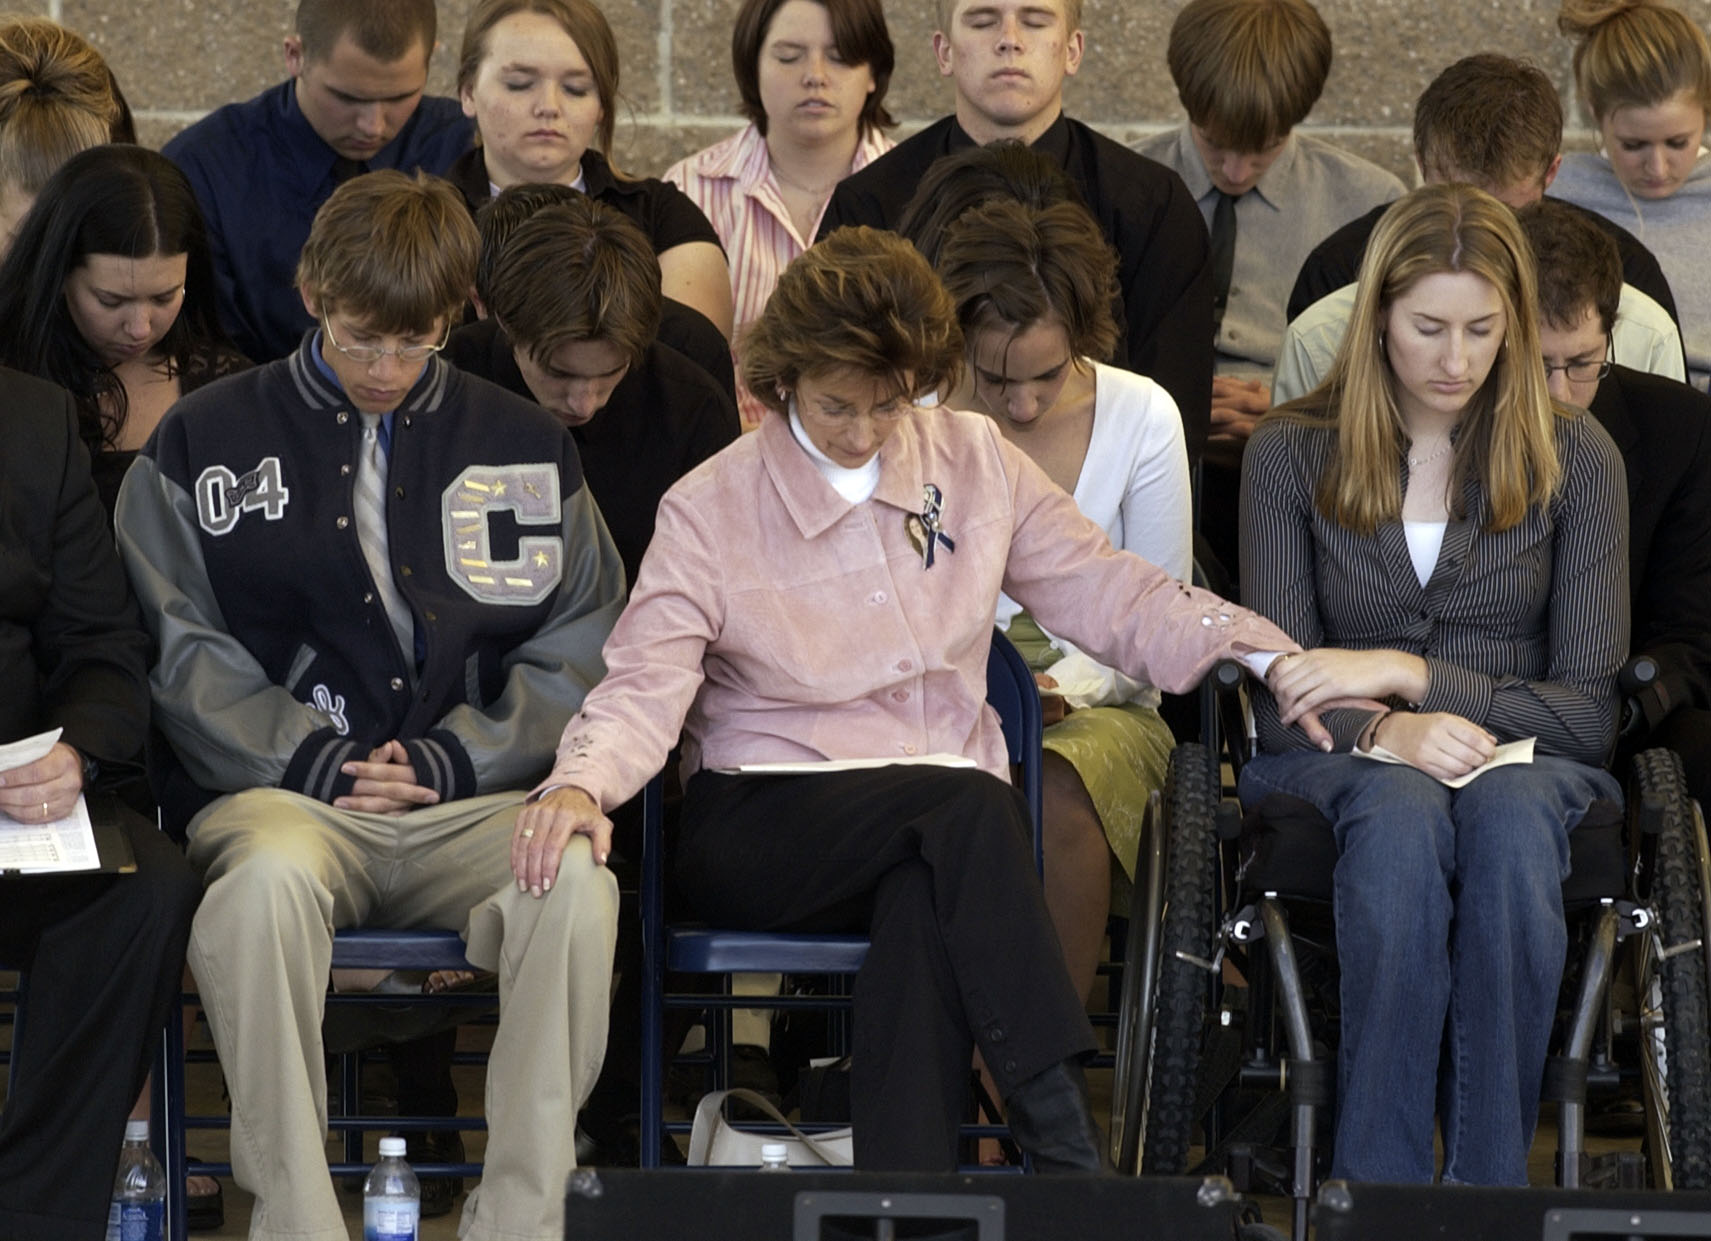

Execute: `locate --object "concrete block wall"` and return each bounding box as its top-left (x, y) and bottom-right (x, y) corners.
top-left (20, 0), bottom-right (1711, 183)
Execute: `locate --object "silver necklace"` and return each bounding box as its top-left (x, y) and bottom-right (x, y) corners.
top-left (1407, 441), bottom-right (1453, 468)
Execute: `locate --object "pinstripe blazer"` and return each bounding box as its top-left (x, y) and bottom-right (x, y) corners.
top-left (1240, 410), bottom-right (1630, 764)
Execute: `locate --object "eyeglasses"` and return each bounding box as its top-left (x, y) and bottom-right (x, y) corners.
top-left (1542, 335), bottom-right (1613, 384)
top-left (322, 314), bottom-right (449, 364)
top-left (800, 403), bottom-right (912, 426)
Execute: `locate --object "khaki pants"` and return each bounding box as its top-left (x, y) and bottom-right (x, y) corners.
top-left (186, 787), bottom-right (618, 1241)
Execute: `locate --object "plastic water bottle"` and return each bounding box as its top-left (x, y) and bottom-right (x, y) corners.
top-left (105, 1119), bottom-right (165, 1241)
top-left (363, 1137), bottom-right (421, 1241)
top-left (758, 1142), bottom-right (791, 1172)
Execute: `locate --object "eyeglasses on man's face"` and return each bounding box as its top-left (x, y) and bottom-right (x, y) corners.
top-left (322, 313), bottom-right (450, 364)
top-left (1541, 334), bottom-right (1613, 384)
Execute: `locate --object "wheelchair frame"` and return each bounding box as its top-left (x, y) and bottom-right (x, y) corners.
top-left (1112, 671), bottom-right (1711, 1241)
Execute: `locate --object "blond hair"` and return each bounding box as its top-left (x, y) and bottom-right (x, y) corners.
top-left (297, 170), bottom-right (478, 334)
top-left (0, 17), bottom-right (118, 196)
top-left (1272, 183), bottom-right (1561, 535)
top-left (1559, 0), bottom-right (1711, 122)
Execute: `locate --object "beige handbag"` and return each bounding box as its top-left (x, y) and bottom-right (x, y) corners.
top-left (685, 1087), bottom-right (854, 1167)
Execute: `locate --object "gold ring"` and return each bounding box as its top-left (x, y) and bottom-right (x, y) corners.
top-left (42, 801), bottom-right (49, 818)
top-left (521, 827), bottom-right (535, 839)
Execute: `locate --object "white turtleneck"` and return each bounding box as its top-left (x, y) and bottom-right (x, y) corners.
top-left (788, 406), bottom-right (881, 503)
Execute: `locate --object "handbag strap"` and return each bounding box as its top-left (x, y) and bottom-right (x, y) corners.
top-left (692, 1087), bottom-right (848, 1165)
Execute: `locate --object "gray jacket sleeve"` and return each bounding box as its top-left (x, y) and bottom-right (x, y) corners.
top-left (115, 452), bottom-right (356, 797)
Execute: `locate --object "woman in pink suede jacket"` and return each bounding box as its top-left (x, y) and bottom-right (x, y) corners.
top-left (517, 226), bottom-right (1327, 1172)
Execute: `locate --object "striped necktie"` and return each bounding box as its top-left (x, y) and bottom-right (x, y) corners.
top-left (353, 412), bottom-right (416, 673)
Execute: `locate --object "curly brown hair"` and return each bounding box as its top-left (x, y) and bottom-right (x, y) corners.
top-left (741, 227), bottom-right (963, 417)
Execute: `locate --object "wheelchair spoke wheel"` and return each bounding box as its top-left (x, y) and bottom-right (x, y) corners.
top-left (1112, 743), bottom-right (1219, 1176)
top-left (1632, 747), bottom-right (1711, 1189)
top-left (1111, 789), bottom-right (1165, 1172)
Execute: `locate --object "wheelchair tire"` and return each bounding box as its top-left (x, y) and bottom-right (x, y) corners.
top-left (1632, 747), bottom-right (1711, 1189)
top-left (1114, 742), bottom-right (1219, 1176)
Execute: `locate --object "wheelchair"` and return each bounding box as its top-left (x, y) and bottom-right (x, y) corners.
top-left (1110, 661), bottom-right (1711, 1240)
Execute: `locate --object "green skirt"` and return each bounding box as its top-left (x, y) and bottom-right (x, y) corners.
top-left (1004, 613), bottom-right (1174, 900)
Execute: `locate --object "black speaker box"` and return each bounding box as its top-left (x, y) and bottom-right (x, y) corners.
top-left (1311, 1183), bottom-right (1711, 1240)
top-left (563, 1169), bottom-right (1246, 1239)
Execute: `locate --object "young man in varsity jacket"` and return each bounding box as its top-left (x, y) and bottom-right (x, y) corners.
top-left (116, 170), bottom-right (626, 1241)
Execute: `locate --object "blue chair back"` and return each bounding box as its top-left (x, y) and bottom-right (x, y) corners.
top-left (985, 628), bottom-right (1044, 869)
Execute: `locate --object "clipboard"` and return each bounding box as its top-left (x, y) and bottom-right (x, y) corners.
top-left (89, 812), bottom-right (138, 873)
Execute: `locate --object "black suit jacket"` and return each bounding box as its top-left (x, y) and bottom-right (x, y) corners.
top-left (819, 113), bottom-right (1214, 462)
top-left (444, 321), bottom-right (740, 585)
top-left (1590, 365), bottom-right (1711, 716)
top-left (0, 366), bottom-right (149, 767)
top-left (1287, 197), bottom-right (1681, 336)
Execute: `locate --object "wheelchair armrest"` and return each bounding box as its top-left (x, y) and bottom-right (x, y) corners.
top-left (1619, 653), bottom-right (1691, 742)
top-left (1620, 654), bottom-right (1659, 698)
top-left (1211, 659), bottom-right (1254, 781)
top-left (1213, 659), bottom-right (1247, 694)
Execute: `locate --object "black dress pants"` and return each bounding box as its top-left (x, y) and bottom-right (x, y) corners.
top-left (0, 804), bottom-right (200, 1241)
top-left (675, 766), bottom-right (1096, 1171)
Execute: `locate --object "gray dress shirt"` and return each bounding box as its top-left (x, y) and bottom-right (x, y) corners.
top-left (1135, 125), bottom-right (1404, 378)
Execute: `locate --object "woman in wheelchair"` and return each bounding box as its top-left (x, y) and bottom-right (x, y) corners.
top-left (932, 195), bottom-right (1192, 1006)
top-left (516, 225), bottom-right (1322, 1172)
top-left (1238, 183), bottom-right (1630, 1186)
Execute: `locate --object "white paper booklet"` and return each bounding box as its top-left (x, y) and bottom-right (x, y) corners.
top-left (720, 753), bottom-right (978, 775)
top-left (1355, 735), bottom-right (1535, 789)
top-left (0, 727), bottom-right (102, 873)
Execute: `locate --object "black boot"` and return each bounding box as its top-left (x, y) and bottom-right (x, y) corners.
top-left (1002, 1059), bottom-right (1110, 1173)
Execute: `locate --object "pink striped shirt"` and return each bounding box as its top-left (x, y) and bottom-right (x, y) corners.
top-left (666, 123), bottom-right (894, 427)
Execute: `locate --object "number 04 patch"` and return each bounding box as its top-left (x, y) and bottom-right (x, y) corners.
top-left (196, 457), bottom-right (291, 535)
top-left (442, 463), bottom-right (564, 605)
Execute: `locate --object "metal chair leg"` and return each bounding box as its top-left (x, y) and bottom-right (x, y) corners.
top-left (156, 998), bottom-right (189, 1241)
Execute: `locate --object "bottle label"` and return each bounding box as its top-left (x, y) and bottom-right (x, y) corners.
top-left (107, 1201), bottom-right (164, 1241)
top-left (364, 1200), bottom-right (420, 1241)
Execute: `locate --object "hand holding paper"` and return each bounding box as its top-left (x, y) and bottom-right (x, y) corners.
top-left (0, 728), bottom-right (84, 822)
top-left (1358, 735), bottom-right (1536, 789)
top-left (0, 728), bottom-right (100, 872)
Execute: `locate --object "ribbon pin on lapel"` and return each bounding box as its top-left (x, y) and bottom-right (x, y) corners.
top-left (913, 483), bottom-right (955, 570)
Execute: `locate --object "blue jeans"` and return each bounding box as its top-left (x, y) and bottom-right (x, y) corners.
top-left (1238, 751), bottom-right (1622, 1185)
